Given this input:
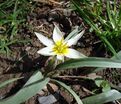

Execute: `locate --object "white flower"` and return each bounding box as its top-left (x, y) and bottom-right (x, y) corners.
top-left (35, 25), bottom-right (86, 60)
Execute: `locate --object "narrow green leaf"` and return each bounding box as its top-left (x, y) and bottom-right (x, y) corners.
top-left (52, 79), bottom-right (83, 104)
top-left (65, 26), bottom-right (79, 41)
top-left (0, 71), bottom-right (50, 104)
top-left (71, 0), bottom-right (117, 56)
top-left (82, 90), bottom-right (121, 104)
top-left (56, 57), bottom-right (121, 70)
top-left (94, 51), bottom-right (121, 72)
top-left (0, 77), bottom-right (23, 89)
top-left (100, 36), bottom-right (117, 56)
top-left (118, 6), bottom-right (121, 23)
top-left (98, 16), bottom-right (111, 29)
top-left (71, 0), bottom-right (101, 33)
top-left (107, 0), bottom-right (115, 29)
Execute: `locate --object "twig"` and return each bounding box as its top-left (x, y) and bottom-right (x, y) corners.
top-left (115, 100), bottom-right (121, 104)
top-left (53, 75), bottom-right (90, 79)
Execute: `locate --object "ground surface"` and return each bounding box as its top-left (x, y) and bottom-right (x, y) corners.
top-left (0, 0), bottom-right (121, 104)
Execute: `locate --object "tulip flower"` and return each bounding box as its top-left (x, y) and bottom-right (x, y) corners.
top-left (35, 25), bottom-right (86, 60)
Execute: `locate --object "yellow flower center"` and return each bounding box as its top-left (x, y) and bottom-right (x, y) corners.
top-left (52, 39), bottom-right (69, 55)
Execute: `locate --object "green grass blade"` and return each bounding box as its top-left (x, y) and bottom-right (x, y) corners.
top-left (52, 79), bottom-right (83, 104)
top-left (107, 0), bottom-right (115, 29)
top-left (100, 36), bottom-right (117, 56)
top-left (71, 0), bottom-right (117, 55)
top-left (98, 16), bottom-right (111, 28)
top-left (56, 57), bottom-right (121, 70)
top-left (0, 77), bottom-right (23, 89)
top-left (71, 0), bottom-right (101, 33)
top-left (0, 0), bottom-right (14, 9)
top-left (0, 71), bottom-right (50, 104)
top-left (82, 90), bottom-right (121, 104)
top-left (118, 5), bottom-right (121, 24)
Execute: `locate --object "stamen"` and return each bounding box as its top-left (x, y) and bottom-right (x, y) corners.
top-left (52, 39), bottom-right (69, 55)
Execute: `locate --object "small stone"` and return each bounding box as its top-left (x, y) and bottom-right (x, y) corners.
top-left (38, 92), bottom-right (59, 104)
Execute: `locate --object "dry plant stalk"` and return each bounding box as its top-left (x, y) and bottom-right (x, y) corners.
top-left (33, 0), bottom-right (61, 5)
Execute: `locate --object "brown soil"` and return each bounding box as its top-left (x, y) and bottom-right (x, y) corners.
top-left (0, 0), bottom-right (121, 104)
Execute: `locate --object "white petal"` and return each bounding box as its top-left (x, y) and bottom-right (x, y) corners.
top-left (66, 30), bottom-right (85, 46)
top-left (35, 32), bottom-right (54, 47)
top-left (53, 24), bottom-right (63, 42)
top-left (57, 55), bottom-right (64, 60)
top-left (37, 47), bottom-right (55, 56)
top-left (65, 48), bottom-right (87, 59)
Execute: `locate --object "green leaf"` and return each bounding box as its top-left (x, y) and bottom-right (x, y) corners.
top-left (82, 90), bottom-right (121, 104)
top-left (71, 0), bottom-right (101, 33)
top-left (95, 79), bottom-right (111, 92)
top-left (0, 77), bottom-right (23, 89)
top-left (100, 36), bottom-right (117, 56)
top-left (71, 0), bottom-right (117, 55)
top-left (65, 26), bottom-right (79, 41)
top-left (107, 0), bottom-right (115, 29)
top-left (52, 79), bottom-right (83, 104)
top-left (118, 6), bottom-right (121, 23)
top-left (101, 81), bottom-right (111, 92)
top-left (95, 79), bottom-right (103, 87)
top-left (94, 51), bottom-right (121, 72)
top-left (56, 57), bottom-right (121, 70)
top-left (0, 71), bottom-right (50, 104)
